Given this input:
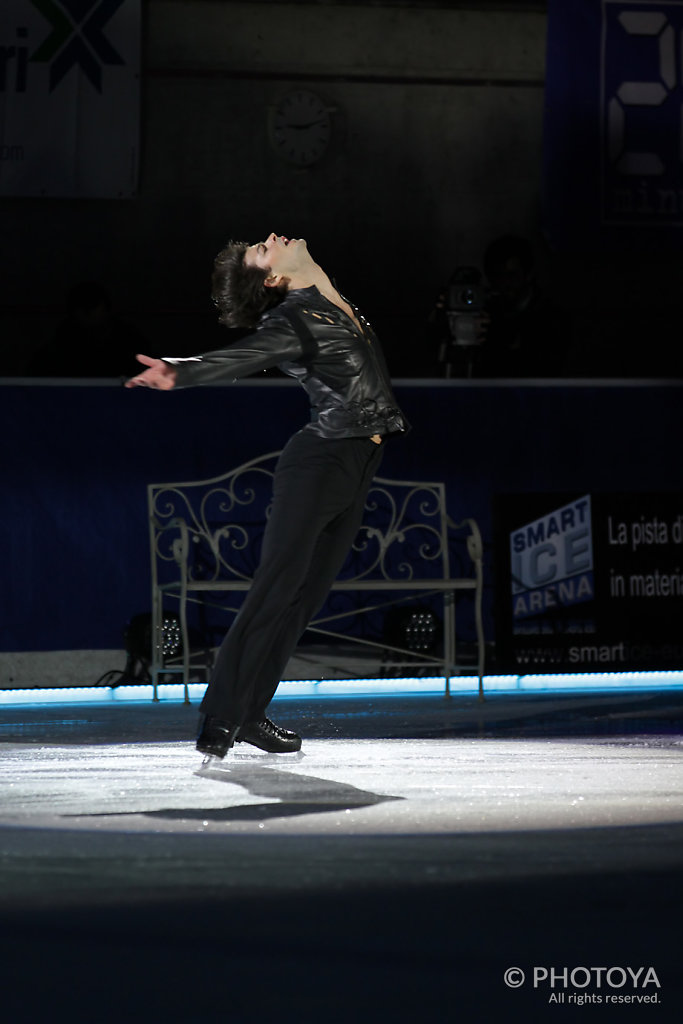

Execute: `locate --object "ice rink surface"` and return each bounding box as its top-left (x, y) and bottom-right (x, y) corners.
top-left (1, 690), bottom-right (682, 1022)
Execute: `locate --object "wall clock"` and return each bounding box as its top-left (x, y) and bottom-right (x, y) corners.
top-left (269, 90), bottom-right (332, 167)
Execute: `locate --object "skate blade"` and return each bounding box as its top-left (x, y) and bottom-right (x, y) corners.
top-left (199, 754), bottom-right (223, 769)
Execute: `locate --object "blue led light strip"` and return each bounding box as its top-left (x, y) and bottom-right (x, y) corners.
top-left (0, 671), bottom-right (682, 705)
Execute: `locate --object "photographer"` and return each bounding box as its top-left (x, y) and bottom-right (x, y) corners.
top-left (426, 265), bottom-right (488, 378)
top-left (428, 235), bottom-right (570, 379)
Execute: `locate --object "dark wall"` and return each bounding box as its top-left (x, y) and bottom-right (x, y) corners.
top-left (0, 2), bottom-right (549, 376)
top-left (3, 379), bottom-right (680, 658)
top-left (3, 1), bottom-right (680, 380)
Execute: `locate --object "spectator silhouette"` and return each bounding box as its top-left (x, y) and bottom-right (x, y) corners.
top-left (478, 234), bottom-right (570, 377)
top-left (29, 282), bottom-right (143, 378)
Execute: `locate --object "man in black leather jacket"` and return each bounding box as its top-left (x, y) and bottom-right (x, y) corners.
top-left (127, 233), bottom-right (408, 758)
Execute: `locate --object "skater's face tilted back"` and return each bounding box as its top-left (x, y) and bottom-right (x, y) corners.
top-left (211, 233), bottom-right (320, 330)
top-left (244, 233), bottom-right (315, 290)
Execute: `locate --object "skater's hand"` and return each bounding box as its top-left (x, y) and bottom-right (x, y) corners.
top-left (125, 354), bottom-right (177, 390)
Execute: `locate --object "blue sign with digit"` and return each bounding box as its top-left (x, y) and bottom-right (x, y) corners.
top-left (544, 0), bottom-right (683, 248)
top-left (603, 1), bottom-right (683, 226)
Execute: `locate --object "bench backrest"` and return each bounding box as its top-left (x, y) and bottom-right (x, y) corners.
top-left (148, 449), bottom-right (460, 589)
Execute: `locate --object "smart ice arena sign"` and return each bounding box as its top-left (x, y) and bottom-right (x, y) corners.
top-left (0, 0), bottom-right (140, 197)
top-left (495, 492), bottom-right (683, 673)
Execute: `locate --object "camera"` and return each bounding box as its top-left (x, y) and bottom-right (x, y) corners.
top-left (446, 266), bottom-right (485, 347)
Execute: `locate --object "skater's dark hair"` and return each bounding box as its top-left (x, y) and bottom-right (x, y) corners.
top-left (211, 241), bottom-right (283, 330)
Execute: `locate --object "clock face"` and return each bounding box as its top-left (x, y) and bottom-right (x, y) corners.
top-left (269, 90), bottom-right (332, 167)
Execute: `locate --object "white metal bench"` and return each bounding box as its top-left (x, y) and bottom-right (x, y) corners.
top-left (148, 450), bottom-right (485, 702)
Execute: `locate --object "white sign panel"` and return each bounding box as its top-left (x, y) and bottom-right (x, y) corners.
top-left (510, 495), bottom-right (594, 620)
top-left (0, 0), bottom-right (140, 197)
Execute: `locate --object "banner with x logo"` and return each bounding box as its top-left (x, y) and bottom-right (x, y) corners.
top-left (0, 0), bottom-right (139, 196)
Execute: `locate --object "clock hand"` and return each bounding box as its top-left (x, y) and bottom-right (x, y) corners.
top-left (286, 120), bottom-right (328, 130)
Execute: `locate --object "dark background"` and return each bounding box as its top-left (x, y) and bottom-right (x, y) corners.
top-left (2, 0), bottom-right (682, 670)
top-left (3, 0), bottom-right (682, 379)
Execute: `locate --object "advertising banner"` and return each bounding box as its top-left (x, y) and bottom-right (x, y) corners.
top-left (544, 0), bottom-right (683, 250)
top-left (495, 492), bottom-right (683, 673)
top-left (0, 0), bottom-right (140, 197)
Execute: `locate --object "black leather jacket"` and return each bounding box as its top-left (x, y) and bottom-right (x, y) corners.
top-left (164, 285), bottom-right (408, 440)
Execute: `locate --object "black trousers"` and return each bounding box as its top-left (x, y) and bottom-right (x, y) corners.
top-left (198, 430), bottom-right (384, 723)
